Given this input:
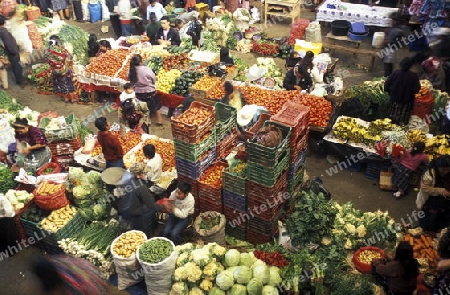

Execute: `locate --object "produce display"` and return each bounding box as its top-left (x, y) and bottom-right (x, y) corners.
top-left (56, 24), bottom-right (89, 64)
top-left (193, 76), bottom-right (223, 92)
top-left (253, 249), bottom-right (289, 268)
top-left (404, 233), bottom-right (438, 271)
top-left (147, 56), bottom-right (163, 74)
top-left (175, 104), bottom-right (213, 126)
top-left (40, 205), bottom-right (77, 233)
top-left (162, 54), bottom-right (190, 71)
top-left (35, 181), bottom-right (64, 196)
top-left (4, 190), bottom-right (34, 211)
top-left (112, 231), bottom-right (146, 258)
top-left (357, 249), bottom-right (382, 264)
top-left (199, 213), bottom-right (221, 230)
top-left (236, 39), bottom-right (253, 53)
top-left (139, 238), bottom-right (174, 264)
top-left (293, 94), bottom-right (333, 127)
top-left (21, 205), bottom-right (49, 223)
top-left (171, 71), bottom-right (203, 96)
top-left (85, 49), bottom-right (129, 77)
top-left (123, 137), bottom-right (176, 171)
top-left (425, 134), bottom-right (450, 159)
top-left (156, 69), bottom-right (182, 93)
top-left (252, 40), bottom-right (279, 56)
top-left (198, 163), bottom-right (226, 188)
top-left (91, 131), bottom-right (142, 156)
top-left (0, 164), bottom-right (17, 194)
top-left (239, 86), bottom-right (301, 114)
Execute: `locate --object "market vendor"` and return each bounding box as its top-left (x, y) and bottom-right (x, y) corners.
top-left (221, 81), bottom-right (245, 111)
top-left (432, 228), bottom-right (450, 293)
top-left (420, 57), bottom-right (446, 91)
top-left (94, 117), bottom-right (124, 168)
top-left (283, 64), bottom-right (313, 92)
top-left (146, 0), bottom-right (166, 22)
top-left (372, 241), bottom-right (418, 295)
top-left (416, 155), bottom-right (450, 232)
top-left (161, 181), bottom-right (195, 245)
top-left (220, 47), bottom-right (234, 65)
top-left (146, 12), bottom-right (161, 45)
top-left (11, 117), bottom-right (51, 170)
top-left (236, 104), bottom-right (269, 140)
top-left (102, 164), bottom-right (171, 235)
top-left (143, 143), bottom-right (162, 185)
top-left (156, 16), bottom-right (181, 47)
top-left (186, 12), bottom-right (202, 49)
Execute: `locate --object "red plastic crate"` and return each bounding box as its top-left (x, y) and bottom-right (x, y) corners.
top-left (248, 216), bottom-right (280, 236)
top-left (246, 226), bottom-right (279, 245)
top-left (247, 171), bottom-right (288, 203)
top-left (247, 197), bottom-right (285, 222)
top-left (198, 162), bottom-right (227, 202)
top-left (223, 205), bottom-right (247, 228)
top-left (177, 175), bottom-right (199, 198)
top-left (217, 128), bottom-right (237, 159)
top-left (271, 101), bottom-right (310, 145)
top-left (55, 154), bottom-right (74, 170)
top-left (198, 197), bottom-right (223, 213)
top-left (290, 128), bottom-right (309, 161)
top-left (48, 136), bottom-right (82, 156)
top-left (244, 113), bottom-right (271, 140)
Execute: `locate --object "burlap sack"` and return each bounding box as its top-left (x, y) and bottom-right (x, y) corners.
top-left (194, 211), bottom-right (226, 245)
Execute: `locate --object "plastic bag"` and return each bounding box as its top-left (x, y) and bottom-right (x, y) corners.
top-left (0, 117), bottom-right (15, 153)
top-left (111, 231), bottom-right (147, 290)
top-left (307, 177), bottom-right (331, 200)
top-left (0, 193), bottom-right (15, 217)
top-left (82, 0), bottom-right (90, 21)
top-left (82, 134), bottom-right (97, 154)
top-left (137, 237), bottom-right (177, 295)
top-left (10, 20), bottom-right (32, 53)
top-left (89, 0), bottom-right (102, 23)
top-left (100, 0), bottom-right (110, 21)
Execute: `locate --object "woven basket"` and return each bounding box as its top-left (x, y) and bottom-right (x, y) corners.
top-left (379, 171), bottom-right (395, 191)
top-left (34, 183), bottom-right (69, 210)
top-left (25, 6), bottom-right (41, 21)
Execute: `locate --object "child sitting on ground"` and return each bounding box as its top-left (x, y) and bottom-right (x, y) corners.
top-left (119, 83), bottom-right (150, 133)
top-left (162, 182), bottom-right (195, 245)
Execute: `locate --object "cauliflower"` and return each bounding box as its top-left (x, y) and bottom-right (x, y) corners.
top-left (174, 266), bottom-right (187, 282)
top-left (176, 243), bottom-right (195, 254)
top-left (185, 262), bottom-right (202, 283)
top-left (344, 238), bottom-right (353, 250)
top-left (177, 253), bottom-right (190, 267)
top-left (356, 225), bottom-right (367, 238)
top-left (344, 223), bottom-right (356, 235)
top-left (203, 259), bottom-right (219, 277)
top-left (321, 237), bottom-right (332, 246)
top-left (192, 248), bottom-right (211, 267)
top-left (200, 279), bottom-right (213, 291)
top-left (212, 244), bottom-right (227, 258)
top-left (169, 282), bottom-right (188, 295)
top-left (188, 287), bottom-right (204, 295)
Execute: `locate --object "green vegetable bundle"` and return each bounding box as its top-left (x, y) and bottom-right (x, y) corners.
top-left (0, 91), bottom-right (23, 114)
top-left (139, 238), bottom-right (174, 264)
top-left (57, 24), bottom-right (89, 64)
top-left (0, 164), bottom-right (16, 194)
top-left (69, 222), bottom-right (122, 257)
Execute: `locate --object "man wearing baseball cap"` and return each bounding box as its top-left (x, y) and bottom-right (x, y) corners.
top-left (101, 163), bottom-right (172, 235)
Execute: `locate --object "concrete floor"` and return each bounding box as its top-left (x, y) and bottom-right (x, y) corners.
top-left (0, 11), bottom-right (419, 294)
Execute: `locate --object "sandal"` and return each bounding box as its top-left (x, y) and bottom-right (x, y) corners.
top-left (392, 191), bottom-right (407, 200)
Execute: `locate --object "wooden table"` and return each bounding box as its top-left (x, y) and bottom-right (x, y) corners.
top-left (264, 0), bottom-right (301, 25)
top-left (324, 32), bottom-right (362, 49)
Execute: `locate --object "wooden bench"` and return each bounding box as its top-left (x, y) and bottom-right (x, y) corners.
top-left (321, 40), bottom-right (380, 72)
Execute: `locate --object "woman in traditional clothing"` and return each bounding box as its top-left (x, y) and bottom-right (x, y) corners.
top-left (45, 35), bottom-right (77, 103)
top-left (384, 57), bottom-right (421, 125)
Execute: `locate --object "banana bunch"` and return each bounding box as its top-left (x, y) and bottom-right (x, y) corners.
top-left (332, 117), bottom-right (361, 140)
top-left (367, 118), bottom-right (397, 136)
top-left (156, 69), bottom-right (182, 93)
top-left (407, 130), bottom-right (427, 144)
top-left (425, 135), bottom-right (450, 158)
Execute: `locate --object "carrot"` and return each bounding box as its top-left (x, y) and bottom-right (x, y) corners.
top-left (413, 244), bottom-right (422, 252)
top-left (421, 235), bottom-right (431, 248)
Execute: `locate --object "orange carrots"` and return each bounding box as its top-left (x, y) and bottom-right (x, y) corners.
top-left (404, 234), bottom-right (438, 271)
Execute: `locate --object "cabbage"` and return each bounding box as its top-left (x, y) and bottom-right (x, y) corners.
top-left (230, 284), bottom-right (247, 295)
top-left (252, 259), bottom-right (266, 269)
top-left (92, 204), bottom-right (109, 220)
top-left (72, 186), bottom-right (89, 199)
top-left (239, 252), bottom-right (256, 267)
top-left (216, 270), bottom-right (234, 290)
top-left (262, 285), bottom-right (279, 295)
top-left (246, 278), bottom-right (263, 295)
top-left (234, 266), bottom-right (252, 284)
top-left (209, 287), bottom-right (225, 295)
top-left (268, 267), bottom-right (282, 286)
top-left (253, 265), bottom-right (270, 285)
top-left (78, 207), bottom-right (93, 220)
top-left (225, 249), bottom-right (241, 267)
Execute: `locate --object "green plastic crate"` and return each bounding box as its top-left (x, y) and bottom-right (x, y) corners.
top-left (39, 113), bottom-right (80, 142)
top-left (247, 151), bottom-right (290, 187)
top-left (215, 102), bottom-right (237, 140)
top-left (247, 121), bottom-right (291, 167)
top-left (223, 169), bottom-right (246, 196)
top-left (174, 130), bottom-right (216, 162)
top-left (287, 165), bottom-right (305, 194)
top-left (43, 211), bottom-right (85, 249)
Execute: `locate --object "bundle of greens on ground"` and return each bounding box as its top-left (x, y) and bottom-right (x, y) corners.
top-left (0, 164), bottom-right (16, 194)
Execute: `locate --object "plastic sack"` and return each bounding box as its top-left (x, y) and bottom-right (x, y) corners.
top-left (10, 20), bottom-right (33, 53)
top-left (82, 0), bottom-right (90, 21)
top-left (100, 0), bottom-right (110, 21)
top-left (408, 115), bottom-right (430, 133)
top-left (0, 118), bottom-right (15, 153)
top-left (306, 177), bottom-right (331, 200)
top-left (89, 1), bottom-right (102, 23)
top-left (111, 231), bottom-right (147, 290)
top-left (82, 134), bottom-right (97, 154)
top-left (137, 237), bottom-right (177, 295)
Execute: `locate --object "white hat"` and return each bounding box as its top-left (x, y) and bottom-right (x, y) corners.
top-left (101, 167), bottom-right (132, 186)
top-left (237, 104), bottom-right (259, 127)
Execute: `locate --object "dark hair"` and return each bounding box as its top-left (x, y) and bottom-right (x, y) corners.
top-left (123, 82), bottom-right (132, 90)
top-left (439, 228), bottom-right (450, 258)
top-left (128, 54), bottom-right (143, 84)
top-left (121, 99), bottom-right (136, 117)
top-left (295, 64), bottom-right (307, 77)
top-left (14, 117), bottom-right (29, 126)
top-left (411, 141), bottom-right (425, 156)
top-left (175, 19), bottom-right (184, 27)
top-left (400, 57), bottom-right (413, 71)
top-left (299, 51), bottom-right (314, 70)
top-left (149, 12), bottom-right (156, 18)
top-left (223, 81), bottom-right (234, 95)
top-left (94, 117), bottom-right (108, 131)
top-left (88, 34), bottom-right (99, 57)
top-left (49, 35), bottom-right (62, 46)
top-left (394, 241), bottom-right (419, 279)
top-left (143, 144), bottom-right (156, 159)
top-left (426, 155), bottom-right (450, 187)
top-left (0, 15), bottom-right (6, 26)
top-left (160, 16), bottom-right (170, 22)
top-left (220, 47), bottom-right (230, 61)
top-left (150, 0), bottom-right (157, 3)
top-left (98, 40), bottom-right (111, 49)
top-left (411, 52), bottom-right (429, 64)
top-left (32, 256), bottom-right (63, 292)
top-left (178, 181), bottom-right (192, 194)
top-left (88, 34), bottom-right (98, 45)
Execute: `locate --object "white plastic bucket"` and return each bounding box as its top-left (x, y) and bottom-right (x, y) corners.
top-left (372, 32), bottom-right (385, 49)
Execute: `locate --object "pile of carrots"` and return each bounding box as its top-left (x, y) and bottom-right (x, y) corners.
top-left (404, 234), bottom-right (439, 271)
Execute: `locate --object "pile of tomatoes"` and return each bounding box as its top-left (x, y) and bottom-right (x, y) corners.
top-left (86, 49), bottom-right (129, 77)
top-left (175, 106), bottom-right (213, 126)
top-left (198, 163), bottom-right (227, 188)
top-left (253, 250), bottom-right (289, 267)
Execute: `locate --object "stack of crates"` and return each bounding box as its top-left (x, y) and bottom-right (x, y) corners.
top-left (215, 102), bottom-right (238, 160)
top-left (48, 136), bottom-right (82, 170)
top-left (245, 121), bottom-right (291, 244)
top-left (172, 101), bottom-right (216, 205)
top-left (223, 165), bottom-right (247, 240)
top-left (197, 161), bottom-right (227, 213)
top-left (271, 101), bottom-right (310, 195)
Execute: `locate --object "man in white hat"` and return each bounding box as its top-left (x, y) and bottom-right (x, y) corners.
top-left (101, 163), bottom-right (171, 235)
top-left (236, 104), bottom-right (268, 140)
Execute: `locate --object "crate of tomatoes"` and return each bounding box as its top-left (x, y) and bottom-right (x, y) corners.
top-left (198, 161), bottom-right (228, 203)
